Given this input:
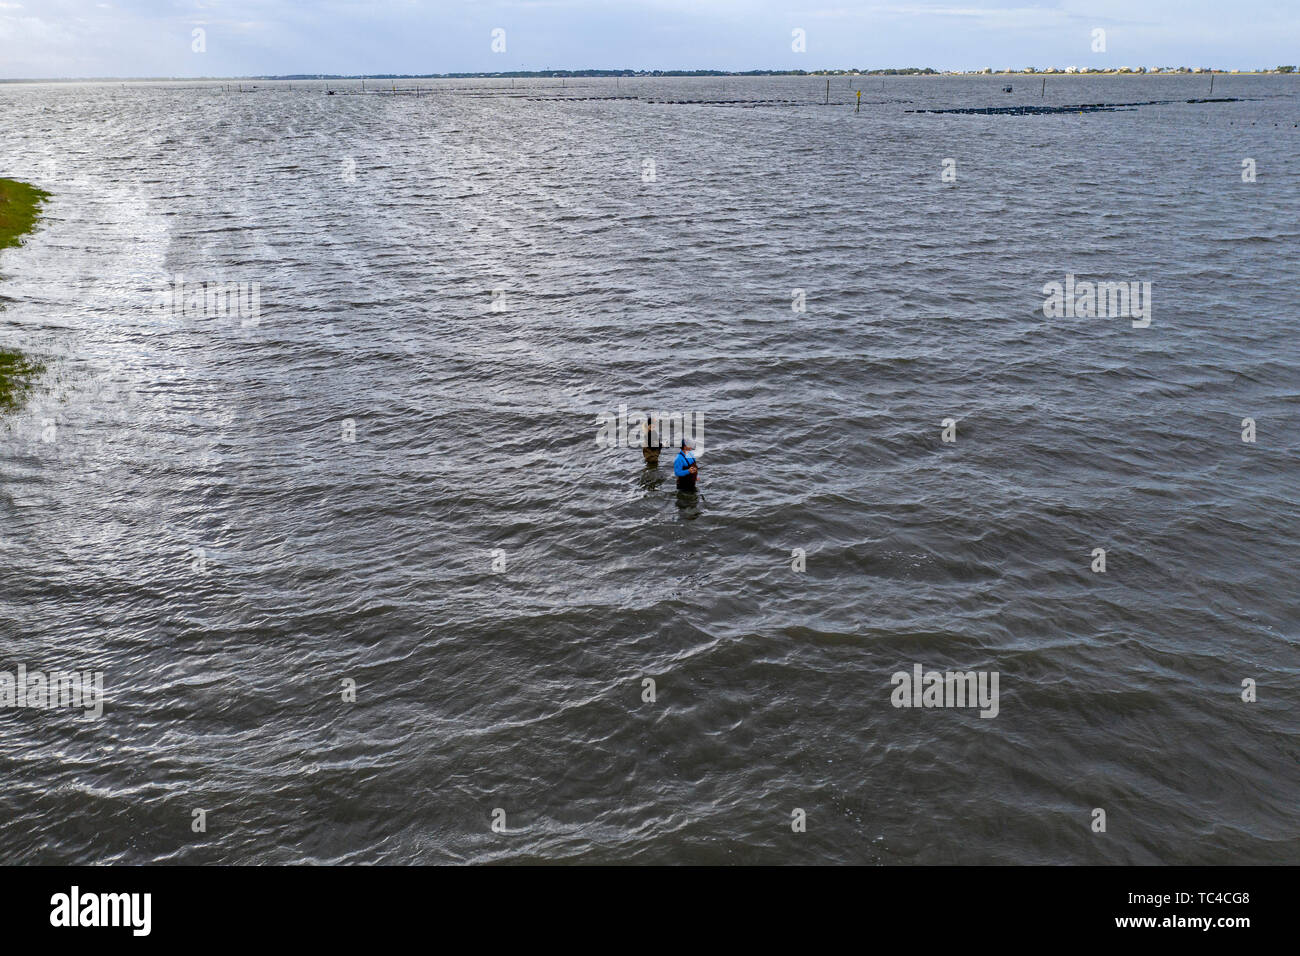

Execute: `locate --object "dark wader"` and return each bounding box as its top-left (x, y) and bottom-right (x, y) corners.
top-left (675, 452), bottom-right (697, 491)
top-left (643, 425), bottom-right (661, 466)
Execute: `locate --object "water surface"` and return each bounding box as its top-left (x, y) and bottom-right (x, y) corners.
top-left (1, 75), bottom-right (1297, 863)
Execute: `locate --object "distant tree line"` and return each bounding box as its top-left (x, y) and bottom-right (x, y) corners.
top-left (266, 65), bottom-right (1294, 81)
top-left (265, 68), bottom-right (942, 80)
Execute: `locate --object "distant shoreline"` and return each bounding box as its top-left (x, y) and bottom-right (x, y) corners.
top-left (2, 68), bottom-right (1296, 84)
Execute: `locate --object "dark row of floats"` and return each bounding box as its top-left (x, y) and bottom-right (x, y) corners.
top-left (909, 97), bottom-right (1243, 115)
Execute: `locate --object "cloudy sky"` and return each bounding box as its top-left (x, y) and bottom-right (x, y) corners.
top-left (1, 0), bottom-right (1296, 79)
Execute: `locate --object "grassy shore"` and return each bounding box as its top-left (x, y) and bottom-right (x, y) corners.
top-left (0, 349), bottom-right (45, 410)
top-left (0, 177), bottom-right (50, 251)
top-left (0, 177), bottom-right (50, 409)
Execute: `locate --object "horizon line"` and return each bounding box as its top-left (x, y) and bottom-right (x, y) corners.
top-left (2, 65), bottom-right (1296, 84)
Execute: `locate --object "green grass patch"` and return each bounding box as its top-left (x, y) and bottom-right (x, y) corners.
top-left (0, 178), bottom-right (50, 412)
top-left (0, 177), bottom-right (51, 251)
top-left (0, 348), bottom-right (45, 410)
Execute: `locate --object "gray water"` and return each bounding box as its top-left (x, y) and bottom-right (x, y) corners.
top-left (1, 75), bottom-right (1297, 864)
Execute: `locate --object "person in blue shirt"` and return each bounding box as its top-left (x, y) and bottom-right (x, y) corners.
top-left (673, 438), bottom-right (699, 491)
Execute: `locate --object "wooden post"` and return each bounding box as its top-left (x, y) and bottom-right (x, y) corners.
top-left (825, 78), bottom-right (830, 104)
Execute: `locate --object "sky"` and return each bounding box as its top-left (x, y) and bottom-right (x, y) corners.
top-left (1, 0), bottom-right (1297, 80)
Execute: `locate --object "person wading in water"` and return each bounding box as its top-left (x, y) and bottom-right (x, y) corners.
top-left (673, 438), bottom-right (699, 491)
top-left (642, 413), bottom-right (662, 467)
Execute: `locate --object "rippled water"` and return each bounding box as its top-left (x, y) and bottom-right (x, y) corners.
top-left (1, 75), bottom-right (1297, 864)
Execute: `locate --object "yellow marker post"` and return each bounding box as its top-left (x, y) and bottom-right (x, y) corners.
top-left (856, 89), bottom-right (861, 113)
